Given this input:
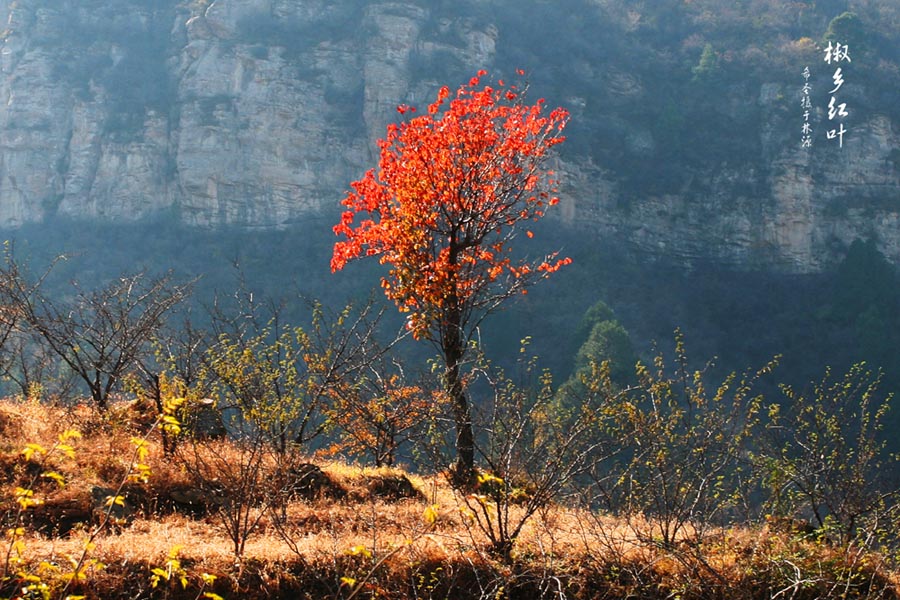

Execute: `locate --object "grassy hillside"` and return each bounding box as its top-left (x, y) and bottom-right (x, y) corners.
top-left (1, 397), bottom-right (898, 600)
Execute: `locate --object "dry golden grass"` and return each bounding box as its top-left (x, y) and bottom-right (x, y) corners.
top-left (1, 397), bottom-right (898, 599)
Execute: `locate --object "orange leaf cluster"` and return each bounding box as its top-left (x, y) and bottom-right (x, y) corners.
top-left (332, 72), bottom-right (570, 339)
top-left (322, 375), bottom-right (445, 467)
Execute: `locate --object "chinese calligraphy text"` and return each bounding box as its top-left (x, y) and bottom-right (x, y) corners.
top-left (824, 41), bottom-right (850, 148)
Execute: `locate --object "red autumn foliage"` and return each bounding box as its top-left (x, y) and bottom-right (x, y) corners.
top-left (331, 72), bottom-right (570, 341)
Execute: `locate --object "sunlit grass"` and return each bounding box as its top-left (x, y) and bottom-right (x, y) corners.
top-left (2, 396), bottom-right (898, 599)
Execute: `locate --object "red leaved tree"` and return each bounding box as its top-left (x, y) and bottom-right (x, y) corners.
top-left (331, 71), bottom-right (570, 484)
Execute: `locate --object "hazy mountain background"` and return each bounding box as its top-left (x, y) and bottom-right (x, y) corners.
top-left (0, 0), bottom-right (898, 417)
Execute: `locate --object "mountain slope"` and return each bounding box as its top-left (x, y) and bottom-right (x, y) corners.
top-left (0, 0), bottom-right (897, 271)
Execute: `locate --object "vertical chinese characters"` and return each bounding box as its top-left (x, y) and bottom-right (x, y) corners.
top-left (823, 41), bottom-right (851, 148)
top-left (801, 66), bottom-right (812, 148)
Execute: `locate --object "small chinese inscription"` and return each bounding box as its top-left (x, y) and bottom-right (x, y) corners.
top-left (800, 66), bottom-right (812, 148)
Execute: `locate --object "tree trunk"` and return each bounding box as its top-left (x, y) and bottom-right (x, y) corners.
top-left (444, 314), bottom-right (475, 488)
top-left (443, 236), bottom-right (475, 487)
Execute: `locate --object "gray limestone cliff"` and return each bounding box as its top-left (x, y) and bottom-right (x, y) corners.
top-left (0, 0), bottom-right (897, 272)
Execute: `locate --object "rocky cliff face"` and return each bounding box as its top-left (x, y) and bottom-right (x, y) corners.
top-left (0, 0), bottom-right (897, 272)
top-left (568, 110), bottom-right (900, 272)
